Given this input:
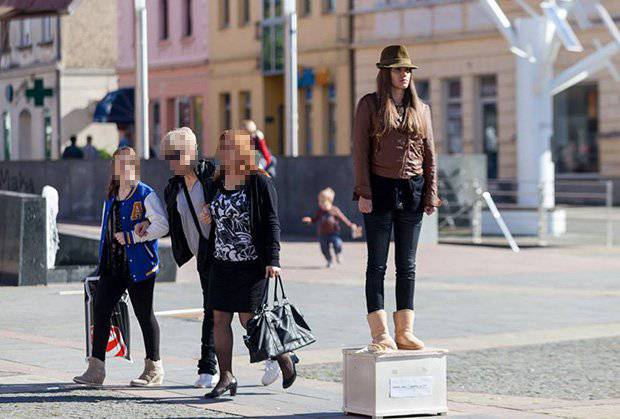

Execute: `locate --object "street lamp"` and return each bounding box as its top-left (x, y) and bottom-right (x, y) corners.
top-left (283, 0), bottom-right (298, 157)
top-left (134, 0), bottom-right (149, 159)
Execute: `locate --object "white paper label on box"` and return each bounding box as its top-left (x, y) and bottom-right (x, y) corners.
top-left (389, 376), bottom-right (433, 398)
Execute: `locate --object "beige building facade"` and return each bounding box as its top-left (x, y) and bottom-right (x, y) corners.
top-left (352, 0), bottom-right (620, 180)
top-left (207, 0), bottom-right (352, 157)
top-left (0, 0), bottom-right (118, 160)
top-left (117, 0), bottom-right (211, 156)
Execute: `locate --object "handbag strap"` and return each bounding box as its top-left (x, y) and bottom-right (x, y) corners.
top-left (181, 180), bottom-right (206, 240)
top-left (273, 275), bottom-right (287, 302)
top-left (258, 275), bottom-right (287, 310)
top-left (259, 276), bottom-right (271, 309)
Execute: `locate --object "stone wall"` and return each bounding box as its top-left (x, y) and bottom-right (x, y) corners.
top-left (0, 157), bottom-right (442, 243)
top-left (0, 191), bottom-right (47, 286)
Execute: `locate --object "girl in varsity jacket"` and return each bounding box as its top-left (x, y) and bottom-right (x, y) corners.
top-left (74, 146), bottom-right (169, 388)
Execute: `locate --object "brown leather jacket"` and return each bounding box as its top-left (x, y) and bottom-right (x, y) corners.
top-left (353, 92), bottom-right (441, 208)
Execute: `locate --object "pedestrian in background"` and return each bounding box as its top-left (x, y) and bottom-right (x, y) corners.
top-left (203, 130), bottom-right (297, 399)
top-left (242, 119), bottom-right (277, 178)
top-left (62, 135), bottom-right (84, 159)
top-left (83, 135), bottom-right (99, 160)
top-left (353, 45), bottom-right (441, 353)
top-left (302, 187), bottom-right (361, 268)
top-left (73, 146), bottom-right (169, 387)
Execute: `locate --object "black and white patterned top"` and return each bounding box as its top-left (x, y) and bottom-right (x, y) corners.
top-left (211, 187), bottom-right (258, 262)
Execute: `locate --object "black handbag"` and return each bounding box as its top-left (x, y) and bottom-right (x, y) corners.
top-left (243, 275), bottom-right (315, 363)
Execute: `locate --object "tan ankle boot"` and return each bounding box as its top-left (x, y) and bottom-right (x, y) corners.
top-left (130, 359), bottom-right (164, 387)
top-left (366, 310), bottom-right (397, 353)
top-left (73, 357), bottom-right (105, 387)
top-left (393, 309), bottom-right (424, 350)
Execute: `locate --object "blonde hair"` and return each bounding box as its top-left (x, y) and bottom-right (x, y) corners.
top-left (319, 187), bottom-right (335, 204)
top-left (242, 119), bottom-right (257, 133)
top-left (160, 127), bottom-right (197, 157)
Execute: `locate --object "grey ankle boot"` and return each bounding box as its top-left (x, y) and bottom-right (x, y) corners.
top-left (73, 357), bottom-right (105, 387)
top-left (130, 359), bottom-right (164, 387)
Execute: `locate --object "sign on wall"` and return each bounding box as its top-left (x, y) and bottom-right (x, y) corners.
top-left (25, 79), bottom-right (53, 107)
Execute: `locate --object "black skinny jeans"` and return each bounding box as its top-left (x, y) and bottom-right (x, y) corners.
top-left (363, 209), bottom-right (424, 313)
top-left (92, 274), bottom-right (160, 362)
top-left (198, 267), bottom-right (218, 375)
top-left (197, 237), bottom-right (218, 375)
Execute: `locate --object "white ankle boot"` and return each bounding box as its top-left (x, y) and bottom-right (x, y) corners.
top-left (130, 359), bottom-right (164, 387)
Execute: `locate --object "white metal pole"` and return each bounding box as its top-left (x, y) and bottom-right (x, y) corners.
top-left (135, 0), bottom-right (149, 159)
top-left (284, 0), bottom-right (298, 157)
top-left (482, 192), bottom-right (521, 253)
top-left (606, 180), bottom-right (613, 248)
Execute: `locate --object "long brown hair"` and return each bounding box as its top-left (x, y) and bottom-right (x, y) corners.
top-left (375, 68), bottom-right (427, 140)
top-left (215, 130), bottom-right (261, 182)
top-left (106, 146), bottom-right (140, 199)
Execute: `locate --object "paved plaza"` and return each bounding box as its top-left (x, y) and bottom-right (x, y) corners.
top-left (1, 238), bottom-right (619, 418)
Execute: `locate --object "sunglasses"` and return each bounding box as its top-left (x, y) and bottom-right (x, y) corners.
top-left (164, 149), bottom-right (182, 161)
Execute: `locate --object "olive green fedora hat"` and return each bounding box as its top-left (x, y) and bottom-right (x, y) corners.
top-left (376, 45), bottom-right (419, 69)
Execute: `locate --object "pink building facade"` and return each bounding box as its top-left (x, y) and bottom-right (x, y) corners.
top-left (117, 0), bottom-right (211, 154)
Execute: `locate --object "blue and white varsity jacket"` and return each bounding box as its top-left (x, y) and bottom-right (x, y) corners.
top-left (97, 181), bottom-right (169, 282)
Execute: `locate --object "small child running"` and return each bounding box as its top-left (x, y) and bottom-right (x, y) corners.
top-left (302, 187), bottom-right (362, 268)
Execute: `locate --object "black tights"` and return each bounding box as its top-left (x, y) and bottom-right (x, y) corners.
top-left (212, 310), bottom-right (294, 383)
top-left (363, 209), bottom-right (424, 313)
top-left (92, 274), bottom-right (160, 362)
top-left (212, 310), bottom-right (252, 376)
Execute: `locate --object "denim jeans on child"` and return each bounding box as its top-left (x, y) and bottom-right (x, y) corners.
top-left (319, 234), bottom-right (343, 262)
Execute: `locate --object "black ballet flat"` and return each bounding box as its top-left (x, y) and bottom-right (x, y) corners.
top-left (282, 353), bottom-right (299, 389)
top-left (205, 377), bottom-right (238, 399)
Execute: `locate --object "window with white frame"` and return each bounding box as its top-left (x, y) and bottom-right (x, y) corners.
top-left (220, 0), bottom-right (231, 28)
top-left (240, 91), bottom-right (252, 121)
top-left (41, 17), bottom-right (53, 43)
top-left (478, 75), bottom-right (498, 179)
top-left (19, 19), bottom-right (31, 47)
top-left (183, 0), bottom-right (193, 36)
top-left (444, 78), bottom-right (463, 154)
top-left (151, 100), bottom-right (161, 154)
top-left (322, 0), bottom-right (335, 14)
top-left (160, 0), bottom-right (169, 39)
top-left (220, 93), bottom-right (231, 130)
top-left (299, 0), bottom-right (311, 16)
top-left (415, 79), bottom-right (430, 103)
top-left (2, 112), bottom-right (11, 161)
top-left (239, 0), bottom-right (250, 26)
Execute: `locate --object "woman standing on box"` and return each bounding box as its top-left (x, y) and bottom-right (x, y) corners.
top-left (202, 131), bottom-right (298, 398)
top-left (353, 45), bottom-right (441, 352)
top-left (73, 146), bottom-right (169, 387)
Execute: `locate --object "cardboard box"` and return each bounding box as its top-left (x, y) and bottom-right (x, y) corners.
top-left (343, 348), bottom-right (448, 418)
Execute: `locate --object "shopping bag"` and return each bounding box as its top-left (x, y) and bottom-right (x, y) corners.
top-left (243, 275), bottom-right (315, 363)
top-left (84, 277), bottom-right (131, 361)
top-left (351, 224), bottom-right (363, 239)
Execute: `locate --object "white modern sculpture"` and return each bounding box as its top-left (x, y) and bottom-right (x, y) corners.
top-left (42, 185), bottom-right (60, 269)
top-left (479, 0), bottom-right (620, 209)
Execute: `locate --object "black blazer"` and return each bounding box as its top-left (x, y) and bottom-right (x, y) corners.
top-left (164, 159), bottom-right (216, 268)
top-left (210, 171), bottom-right (281, 268)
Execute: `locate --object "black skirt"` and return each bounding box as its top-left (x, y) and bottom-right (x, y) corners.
top-left (208, 259), bottom-right (267, 313)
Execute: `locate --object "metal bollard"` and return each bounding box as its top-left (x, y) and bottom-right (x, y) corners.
top-left (606, 180), bottom-right (613, 248)
top-left (537, 183), bottom-right (548, 246)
